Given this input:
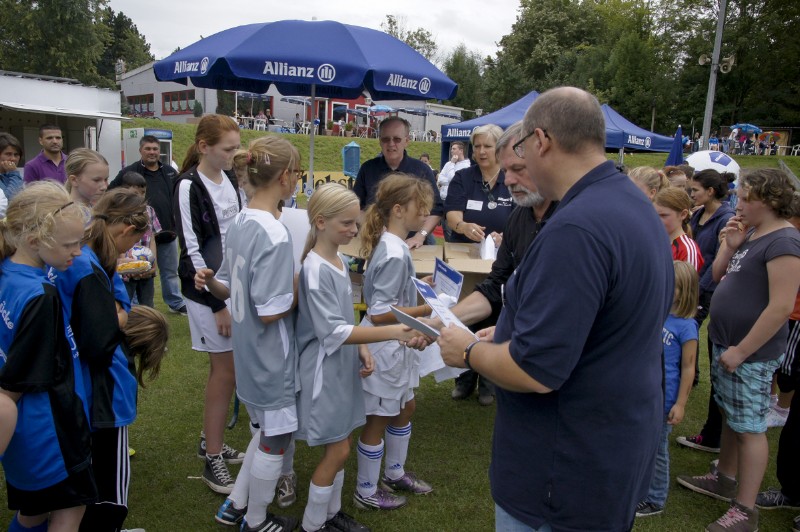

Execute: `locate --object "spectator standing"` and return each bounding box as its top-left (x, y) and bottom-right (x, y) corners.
top-left (110, 135), bottom-right (186, 315)
top-left (438, 87), bottom-right (673, 531)
top-left (677, 169), bottom-right (735, 449)
top-left (445, 125), bottom-right (513, 245)
top-left (353, 116), bottom-right (442, 248)
top-left (0, 133), bottom-right (24, 201)
top-left (677, 169), bottom-right (800, 532)
top-left (23, 124), bottom-right (67, 184)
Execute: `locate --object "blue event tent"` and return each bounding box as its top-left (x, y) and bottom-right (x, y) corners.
top-left (439, 91), bottom-right (673, 166)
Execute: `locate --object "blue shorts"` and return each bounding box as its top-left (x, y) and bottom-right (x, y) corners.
top-left (711, 344), bottom-right (783, 433)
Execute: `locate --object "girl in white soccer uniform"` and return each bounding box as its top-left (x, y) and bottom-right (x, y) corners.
top-left (354, 173), bottom-right (435, 511)
top-left (295, 183), bottom-right (423, 531)
top-left (196, 135), bottom-right (301, 532)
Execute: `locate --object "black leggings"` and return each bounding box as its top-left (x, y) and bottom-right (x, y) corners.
top-left (695, 290), bottom-right (721, 445)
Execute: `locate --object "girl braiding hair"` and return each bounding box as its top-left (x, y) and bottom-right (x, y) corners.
top-left (359, 173), bottom-right (433, 260)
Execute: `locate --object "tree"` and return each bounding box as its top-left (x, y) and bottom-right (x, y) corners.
top-left (442, 44), bottom-right (485, 111)
top-left (97, 8), bottom-right (154, 86)
top-left (381, 14), bottom-right (438, 63)
top-left (0, 1), bottom-right (157, 89)
top-left (0, 0), bottom-right (109, 86)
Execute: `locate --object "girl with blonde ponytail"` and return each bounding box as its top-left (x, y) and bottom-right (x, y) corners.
top-left (295, 183), bottom-right (422, 531)
top-left (354, 172), bottom-right (436, 511)
top-left (194, 134), bottom-right (302, 531)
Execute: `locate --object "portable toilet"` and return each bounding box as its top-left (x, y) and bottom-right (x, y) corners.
top-left (342, 141), bottom-right (360, 188)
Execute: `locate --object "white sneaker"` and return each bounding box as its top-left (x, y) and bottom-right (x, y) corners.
top-left (766, 406), bottom-right (789, 428)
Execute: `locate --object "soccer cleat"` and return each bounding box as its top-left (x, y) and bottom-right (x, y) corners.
top-left (197, 431), bottom-right (245, 464)
top-left (276, 472), bottom-right (297, 508)
top-left (325, 511), bottom-right (371, 531)
top-left (203, 453), bottom-right (234, 495)
top-left (353, 488), bottom-right (407, 511)
top-left (677, 471), bottom-right (737, 502)
top-left (451, 381), bottom-right (474, 400)
top-left (792, 514), bottom-right (799, 532)
top-left (676, 434), bottom-right (720, 453)
top-left (706, 500), bottom-right (758, 532)
top-left (755, 487), bottom-right (800, 510)
top-left (215, 498), bottom-right (246, 526)
top-left (635, 501), bottom-right (664, 517)
top-left (380, 471), bottom-right (433, 495)
top-left (168, 305), bottom-right (188, 316)
top-left (241, 513), bottom-right (299, 532)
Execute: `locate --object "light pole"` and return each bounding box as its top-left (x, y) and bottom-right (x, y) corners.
top-left (701, 0), bottom-right (727, 147)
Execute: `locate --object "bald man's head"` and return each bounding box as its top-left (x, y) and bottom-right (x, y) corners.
top-left (523, 87), bottom-right (605, 154)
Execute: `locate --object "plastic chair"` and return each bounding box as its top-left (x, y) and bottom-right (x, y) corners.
top-left (254, 119), bottom-right (266, 131)
top-left (792, 145), bottom-right (800, 156)
top-left (300, 122), bottom-right (311, 135)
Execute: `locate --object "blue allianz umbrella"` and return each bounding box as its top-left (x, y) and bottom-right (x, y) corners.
top-left (369, 104), bottom-right (395, 114)
top-left (280, 96), bottom-right (311, 106)
top-left (730, 123), bottom-right (762, 134)
top-left (345, 108), bottom-right (368, 117)
top-left (398, 107), bottom-right (429, 116)
top-left (154, 19), bottom-right (457, 178)
top-left (665, 125), bottom-right (684, 166)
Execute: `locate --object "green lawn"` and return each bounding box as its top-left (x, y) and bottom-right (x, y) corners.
top-left (1, 284), bottom-right (796, 531)
top-left (130, 117), bottom-right (800, 180)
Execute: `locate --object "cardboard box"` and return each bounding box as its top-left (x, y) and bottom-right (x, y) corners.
top-left (443, 243), bottom-right (494, 300)
top-left (340, 235), bottom-right (442, 276)
top-left (342, 236), bottom-right (443, 303)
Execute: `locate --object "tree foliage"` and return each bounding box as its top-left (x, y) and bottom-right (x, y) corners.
top-left (482, 0), bottom-right (800, 132)
top-left (442, 44), bottom-right (485, 111)
top-left (0, 0), bottom-right (153, 89)
top-left (381, 15), bottom-right (438, 63)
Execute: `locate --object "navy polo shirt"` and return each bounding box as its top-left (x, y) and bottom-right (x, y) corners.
top-left (491, 161), bottom-right (673, 532)
top-left (444, 165), bottom-right (513, 243)
top-left (353, 151), bottom-right (443, 216)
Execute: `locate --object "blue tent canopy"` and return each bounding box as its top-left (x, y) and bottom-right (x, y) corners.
top-left (439, 91), bottom-right (673, 166)
top-left (601, 105), bottom-right (673, 152)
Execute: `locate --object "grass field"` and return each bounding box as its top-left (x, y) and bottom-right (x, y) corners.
top-left (0, 283), bottom-right (796, 531)
top-left (130, 117), bottom-right (800, 181)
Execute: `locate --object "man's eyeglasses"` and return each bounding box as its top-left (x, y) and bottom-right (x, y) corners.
top-left (512, 128), bottom-right (548, 158)
top-left (380, 136), bottom-right (406, 145)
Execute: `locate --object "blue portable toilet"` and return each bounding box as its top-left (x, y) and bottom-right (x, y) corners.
top-left (342, 141), bottom-right (361, 188)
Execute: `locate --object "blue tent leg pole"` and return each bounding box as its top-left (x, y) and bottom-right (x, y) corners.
top-left (227, 395), bottom-right (240, 430)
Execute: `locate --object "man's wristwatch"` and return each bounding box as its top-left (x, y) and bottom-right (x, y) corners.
top-left (419, 230), bottom-right (429, 238)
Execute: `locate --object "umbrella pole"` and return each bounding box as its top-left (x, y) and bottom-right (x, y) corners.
top-left (308, 84), bottom-right (316, 194)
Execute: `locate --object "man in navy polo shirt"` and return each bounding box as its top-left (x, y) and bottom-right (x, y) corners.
top-left (353, 116), bottom-right (442, 248)
top-left (439, 87), bottom-right (673, 531)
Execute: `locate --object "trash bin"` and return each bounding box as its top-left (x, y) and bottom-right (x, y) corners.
top-left (342, 141), bottom-right (360, 188)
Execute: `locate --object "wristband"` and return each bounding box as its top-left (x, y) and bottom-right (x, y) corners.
top-left (455, 221), bottom-right (463, 232)
top-left (463, 340), bottom-right (480, 370)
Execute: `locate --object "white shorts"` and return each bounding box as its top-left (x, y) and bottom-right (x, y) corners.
top-left (363, 388), bottom-right (415, 417)
top-left (186, 298), bottom-right (233, 353)
top-left (245, 404), bottom-right (298, 437)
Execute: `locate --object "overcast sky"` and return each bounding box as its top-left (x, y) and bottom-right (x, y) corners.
top-left (106, 0), bottom-right (520, 63)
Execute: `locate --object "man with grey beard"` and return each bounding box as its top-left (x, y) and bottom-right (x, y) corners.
top-left (429, 120), bottom-right (557, 331)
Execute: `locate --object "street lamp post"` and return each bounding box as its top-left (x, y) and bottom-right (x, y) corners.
top-left (701, 0), bottom-right (727, 147)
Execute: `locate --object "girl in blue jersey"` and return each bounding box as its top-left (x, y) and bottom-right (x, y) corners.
top-left (296, 183), bottom-right (424, 531)
top-left (0, 181), bottom-right (92, 532)
top-left (196, 136), bottom-right (302, 532)
top-left (53, 188), bottom-right (151, 532)
top-left (354, 173), bottom-right (434, 511)
top-left (636, 260), bottom-right (698, 517)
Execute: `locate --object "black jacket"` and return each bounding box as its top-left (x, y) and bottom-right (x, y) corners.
top-left (173, 166), bottom-right (241, 312)
top-left (110, 160), bottom-right (180, 236)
